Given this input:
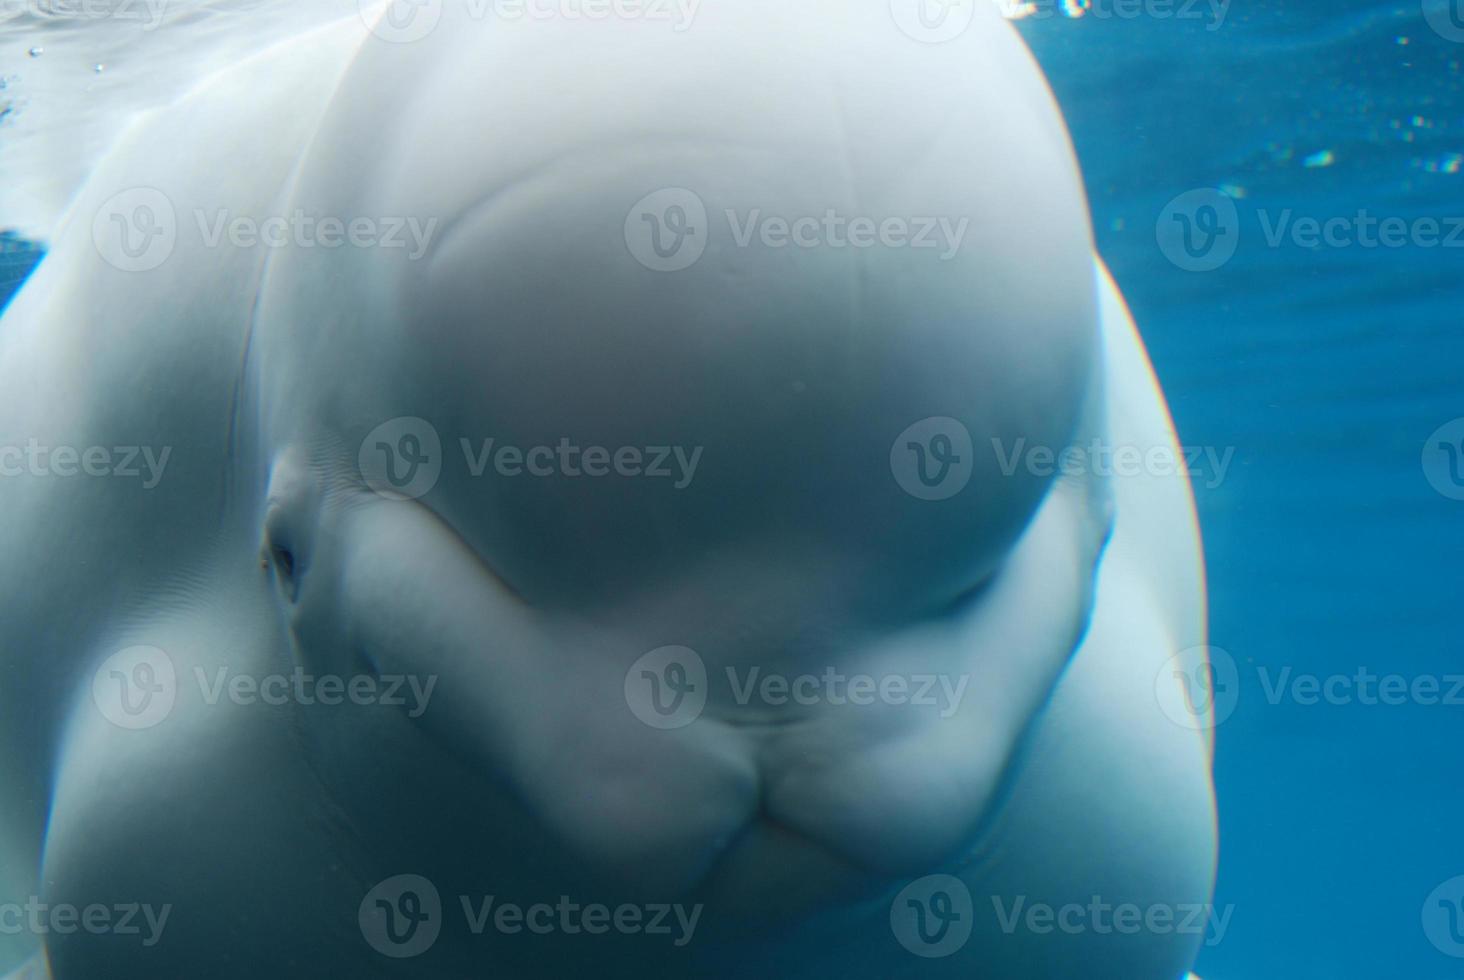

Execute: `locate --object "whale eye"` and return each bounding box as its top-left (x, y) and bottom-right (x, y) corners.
top-left (270, 541), bottom-right (296, 582)
top-left (261, 450), bottom-right (317, 603)
top-left (262, 512), bottom-right (302, 601)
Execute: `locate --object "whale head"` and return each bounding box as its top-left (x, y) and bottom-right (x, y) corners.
top-left (244, 0), bottom-right (1109, 964)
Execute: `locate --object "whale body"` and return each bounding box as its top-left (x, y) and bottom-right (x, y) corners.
top-left (0, 3), bottom-right (1215, 977)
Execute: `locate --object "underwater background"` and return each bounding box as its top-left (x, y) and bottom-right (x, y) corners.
top-left (1035, 4), bottom-right (1464, 976)
top-left (2, 2), bottom-right (1462, 977)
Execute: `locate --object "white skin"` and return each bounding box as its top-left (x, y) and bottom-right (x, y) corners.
top-left (0, 4), bottom-right (1214, 977)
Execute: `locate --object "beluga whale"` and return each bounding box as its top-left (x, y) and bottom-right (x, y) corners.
top-left (0, 1), bottom-right (1217, 977)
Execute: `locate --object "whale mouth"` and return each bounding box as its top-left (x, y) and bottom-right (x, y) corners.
top-left (282, 442), bottom-right (1111, 918)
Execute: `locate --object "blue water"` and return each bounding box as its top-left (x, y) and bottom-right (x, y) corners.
top-left (0, 232), bottom-right (42, 304)
top-left (2, 5), bottom-right (1461, 977)
top-left (1020, 4), bottom-right (1464, 977)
